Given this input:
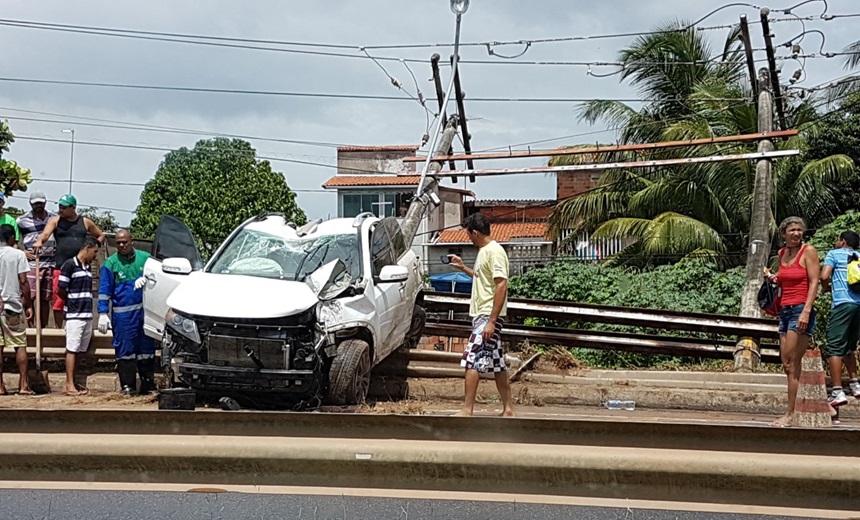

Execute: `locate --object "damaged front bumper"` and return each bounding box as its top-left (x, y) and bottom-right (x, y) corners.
top-left (178, 363), bottom-right (318, 394)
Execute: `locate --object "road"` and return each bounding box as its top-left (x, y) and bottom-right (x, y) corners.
top-left (0, 488), bottom-right (825, 520)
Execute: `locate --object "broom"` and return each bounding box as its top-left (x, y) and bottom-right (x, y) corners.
top-left (27, 255), bottom-right (51, 394)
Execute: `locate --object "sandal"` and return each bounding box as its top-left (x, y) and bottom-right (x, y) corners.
top-left (17, 389), bottom-right (36, 396)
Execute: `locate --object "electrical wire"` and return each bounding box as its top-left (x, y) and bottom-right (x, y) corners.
top-left (0, 76), bottom-right (747, 103)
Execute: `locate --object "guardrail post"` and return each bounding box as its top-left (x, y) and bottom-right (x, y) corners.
top-left (733, 337), bottom-right (760, 372)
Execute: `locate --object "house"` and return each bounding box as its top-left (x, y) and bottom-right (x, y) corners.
top-left (322, 145), bottom-right (474, 271)
top-left (427, 199), bottom-right (556, 276)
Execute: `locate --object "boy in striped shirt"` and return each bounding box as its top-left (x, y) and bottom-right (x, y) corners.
top-left (57, 237), bottom-right (100, 395)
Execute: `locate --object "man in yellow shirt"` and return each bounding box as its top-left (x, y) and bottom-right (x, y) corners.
top-left (448, 213), bottom-right (515, 417)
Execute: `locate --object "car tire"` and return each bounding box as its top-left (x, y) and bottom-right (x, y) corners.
top-left (403, 305), bottom-right (426, 349)
top-left (326, 338), bottom-right (371, 405)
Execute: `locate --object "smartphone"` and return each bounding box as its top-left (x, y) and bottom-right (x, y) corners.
top-left (440, 254), bottom-right (451, 264)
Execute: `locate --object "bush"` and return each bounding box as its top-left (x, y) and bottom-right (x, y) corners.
top-left (508, 259), bottom-right (746, 368)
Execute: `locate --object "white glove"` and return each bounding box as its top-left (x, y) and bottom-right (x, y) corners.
top-left (134, 277), bottom-right (147, 290)
top-left (98, 315), bottom-right (111, 334)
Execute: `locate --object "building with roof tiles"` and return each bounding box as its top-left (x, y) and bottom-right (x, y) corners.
top-left (322, 145), bottom-right (475, 272)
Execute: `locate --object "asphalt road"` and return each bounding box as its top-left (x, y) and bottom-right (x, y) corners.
top-left (0, 490), bottom-right (813, 520)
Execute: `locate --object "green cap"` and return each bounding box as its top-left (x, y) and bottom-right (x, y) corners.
top-left (58, 194), bottom-right (77, 207)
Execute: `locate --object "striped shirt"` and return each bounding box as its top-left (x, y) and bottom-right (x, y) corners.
top-left (16, 210), bottom-right (57, 267)
top-left (58, 256), bottom-right (94, 320)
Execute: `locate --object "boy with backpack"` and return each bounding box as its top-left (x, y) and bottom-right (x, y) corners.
top-left (819, 230), bottom-right (860, 407)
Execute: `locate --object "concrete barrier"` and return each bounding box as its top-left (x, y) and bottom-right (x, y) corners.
top-left (0, 432), bottom-right (856, 511)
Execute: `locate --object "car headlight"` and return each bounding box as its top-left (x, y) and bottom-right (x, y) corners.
top-left (165, 309), bottom-right (201, 344)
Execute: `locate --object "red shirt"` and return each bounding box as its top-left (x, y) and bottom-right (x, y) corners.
top-left (777, 244), bottom-right (810, 306)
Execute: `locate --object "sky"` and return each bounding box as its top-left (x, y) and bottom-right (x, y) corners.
top-left (1, 0), bottom-right (857, 225)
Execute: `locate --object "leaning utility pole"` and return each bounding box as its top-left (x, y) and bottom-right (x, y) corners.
top-left (400, 115), bottom-right (460, 248)
top-left (735, 67), bottom-right (775, 372)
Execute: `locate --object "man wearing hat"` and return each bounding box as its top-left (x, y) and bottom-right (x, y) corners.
top-left (16, 191), bottom-right (57, 328)
top-left (0, 192), bottom-right (21, 244)
top-left (33, 194), bottom-right (105, 327)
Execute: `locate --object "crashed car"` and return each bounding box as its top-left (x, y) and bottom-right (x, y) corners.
top-left (141, 212), bottom-right (426, 406)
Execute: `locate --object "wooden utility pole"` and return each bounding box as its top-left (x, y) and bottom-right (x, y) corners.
top-left (760, 8), bottom-right (787, 131)
top-left (739, 15), bottom-right (758, 103)
top-left (735, 67), bottom-right (775, 372)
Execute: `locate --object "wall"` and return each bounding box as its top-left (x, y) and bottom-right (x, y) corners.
top-left (337, 149), bottom-right (417, 176)
top-left (427, 244), bottom-right (478, 276)
top-left (556, 171), bottom-right (602, 200)
top-left (439, 189), bottom-right (464, 229)
top-left (468, 205), bottom-right (552, 222)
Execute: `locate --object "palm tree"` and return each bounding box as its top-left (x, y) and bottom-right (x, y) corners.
top-left (549, 21), bottom-right (854, 266)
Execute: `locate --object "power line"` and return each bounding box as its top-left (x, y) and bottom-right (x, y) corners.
top-left (29, 176), bottom-right (333, 193)
top-left (0, 76), bottom-right (748, 103)
top-left (5, 193), bottom-right (136, 215)
top-left (0, 108), bottom-right (351, 150)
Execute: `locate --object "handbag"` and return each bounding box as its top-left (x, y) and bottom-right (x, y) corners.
top-left (757, 279), bottom-right (781, 317)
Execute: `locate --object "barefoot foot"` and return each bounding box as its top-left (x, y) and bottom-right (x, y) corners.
top-left (770, 414), bottom-right (794, 427)
top-left (453, 410), bottom-right (473, 417)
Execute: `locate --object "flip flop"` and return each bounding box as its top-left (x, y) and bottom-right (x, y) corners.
top-left (17, 390), bottom-right (36, 396)
top-left (63, 389), bottom-right (89, 396)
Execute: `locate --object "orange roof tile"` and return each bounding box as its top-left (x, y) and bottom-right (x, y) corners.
top-left (436, 222), bottom-right (550, 244)
top-left (322, 175), bottom-right (421, 188)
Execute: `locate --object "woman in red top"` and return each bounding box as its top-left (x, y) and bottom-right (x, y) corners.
top-left (767, 216), bottom-right (820, 427)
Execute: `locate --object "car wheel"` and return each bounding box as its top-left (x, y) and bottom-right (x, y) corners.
top-left (404, 305), bottom-right (426, 349)
top-left (326, 339), bottom-right (371, 405)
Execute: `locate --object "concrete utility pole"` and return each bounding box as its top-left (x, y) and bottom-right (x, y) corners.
top-left (735, 67), bottom-right (775, 372)
top-left (400, 115), bottom-right (460, 248)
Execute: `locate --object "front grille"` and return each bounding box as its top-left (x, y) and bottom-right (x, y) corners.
top-left (207, 334), bottom-right (289, 369)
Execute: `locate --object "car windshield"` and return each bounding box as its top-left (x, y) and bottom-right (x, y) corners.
top-left (208, 229), bottom-right (360, 282)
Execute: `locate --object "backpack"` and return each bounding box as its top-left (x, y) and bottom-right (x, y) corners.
top-left (757, 279), bottom-right (781, 317)
top-left (847, 253), bottom-right (860, 293)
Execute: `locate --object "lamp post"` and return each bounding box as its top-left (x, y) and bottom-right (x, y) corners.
top-left (61, 128), bottom-right (75, 193)
top-left (414, 0), bottom-right (469, 199)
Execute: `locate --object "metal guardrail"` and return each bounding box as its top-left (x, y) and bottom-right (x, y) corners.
top-left (422, 320), bottom-right (781, 364)
top-left (424, 292), bottom-right (780, 339)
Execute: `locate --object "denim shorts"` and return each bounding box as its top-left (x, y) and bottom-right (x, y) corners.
top-left (778, 304), bottom-right (816, 336)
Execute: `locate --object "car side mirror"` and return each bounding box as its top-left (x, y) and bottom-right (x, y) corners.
top-left (162, 257), bottom-right (193, 275)
top-left (377, 264), bottom-right (409, 283)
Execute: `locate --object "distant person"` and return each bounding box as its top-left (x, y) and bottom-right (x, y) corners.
top-left (57, 237), bottom-right (100, 395)
top-left (98, 229), bottom-right (156, 395)
top-left (765, 216), bottom-right (820, 427)
top-left (0, 193), bottom-right (20, 244)
top-left (819, 230), bottom-right (860, 406)
top-left (16, 191), bottom-right (57, 328)
top-left (447, 213), bottom-right (515, 417)
top-left (398, 206), bottom-right (408, 218)
top-left (33, 194), bottom-right (105, 327)
top-left (0, 223), bottom-right (33, 395)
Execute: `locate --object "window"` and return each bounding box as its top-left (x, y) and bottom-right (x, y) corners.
top-left (341, 191), bottom-right (414, 218)
top-left (342, 193), bottom-right (378, 218)
top-left (370, 223), bottom-right (394, 276)
top-left (382, 217), bottom-right (407, 260)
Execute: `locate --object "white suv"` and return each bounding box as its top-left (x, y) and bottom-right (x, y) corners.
top-left (142, 212), bottom-right (426, 407)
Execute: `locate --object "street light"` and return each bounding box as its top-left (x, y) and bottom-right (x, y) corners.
top-left (61, 128), bottom-right (75, 193)
top-left (414, 0), bottom-right (469, 199)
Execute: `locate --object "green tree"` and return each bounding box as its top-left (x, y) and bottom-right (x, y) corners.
top-left (803, 92), bottom-right (860, 214)
top-left (79, 207), bottom-right (120, 234)
top-left (0, 121), bottom-right (32, 196)
top-left (131, 138), bottom-right (307, 255)
top-left (549, 22), bottom-right (853, 266)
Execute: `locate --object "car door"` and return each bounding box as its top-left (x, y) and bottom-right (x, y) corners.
top-left (383, 218), bottom-right (418, 344)
top-left (368, 220), bottom-right (399, 360)
top-left (142, 216), bottom-right (201, 340)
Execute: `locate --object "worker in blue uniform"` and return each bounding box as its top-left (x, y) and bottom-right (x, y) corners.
top-left (98, 229), bottom-right (155, 395)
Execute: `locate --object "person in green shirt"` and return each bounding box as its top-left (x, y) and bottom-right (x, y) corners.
top-left (0, 193), bottom-right (20, 244)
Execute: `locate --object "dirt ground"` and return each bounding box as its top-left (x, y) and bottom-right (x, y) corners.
top-left (0, 373), bottom-right (855, 429)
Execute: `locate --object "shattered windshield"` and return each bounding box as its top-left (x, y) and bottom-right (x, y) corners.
top-left (208, 229), bottom-right (360, 281)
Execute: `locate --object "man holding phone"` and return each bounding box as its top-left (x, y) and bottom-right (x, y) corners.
top-left (446, 213), bottom-right (515, 417)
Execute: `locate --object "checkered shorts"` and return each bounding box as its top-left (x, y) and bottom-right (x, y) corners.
top-left (460, 315), bottom-right (507, 373)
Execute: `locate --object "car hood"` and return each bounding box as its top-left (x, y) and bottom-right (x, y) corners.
top-left (166, 272), bottom-right (318, 319)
